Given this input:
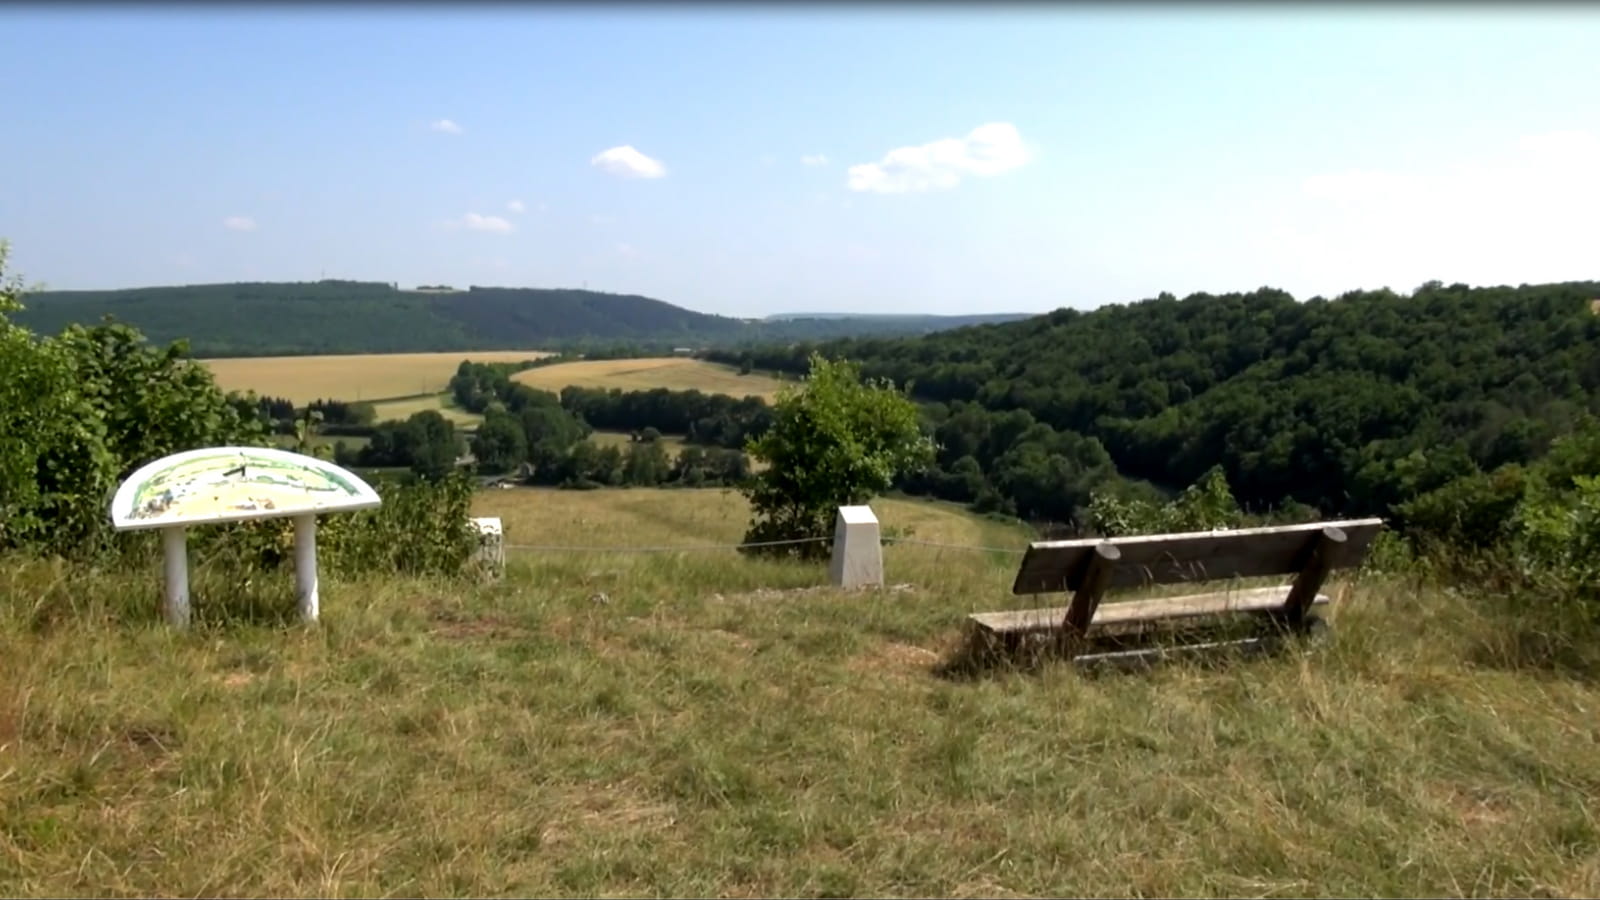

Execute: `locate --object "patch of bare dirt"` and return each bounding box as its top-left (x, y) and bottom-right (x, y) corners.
top-left (711, 583), bottom-right (917, 603)
top-left (538, 781), bottom-right (678, 849)
top-left (849, 641), bottom-right (941, 679)
top-left (1432, 783), bottom-right (1515, 828)
top-left (430, 611), bottom-right (533, 641)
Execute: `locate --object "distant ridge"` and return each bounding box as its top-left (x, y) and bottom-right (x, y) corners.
top-left (10, 279), bottom-right (1033, 357)
top-left (764, 312), bottom-right (1033, 326)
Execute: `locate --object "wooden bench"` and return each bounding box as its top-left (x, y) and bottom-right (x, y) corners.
top-left (968, 518), bottom-right (1386, 667)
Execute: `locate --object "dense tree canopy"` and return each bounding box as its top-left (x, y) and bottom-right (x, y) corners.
top-left (709, 280), bottom-right (1600, 529)
top-left (11, 281), bottom-right (1025, 358)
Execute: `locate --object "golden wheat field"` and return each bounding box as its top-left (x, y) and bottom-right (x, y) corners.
top-left (201, 351), bottom-right (555, 405)
top-left (512, 357), bottom-right (788, 400)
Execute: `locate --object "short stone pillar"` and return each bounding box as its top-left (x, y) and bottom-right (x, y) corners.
top-left (829, 505), bottom-right (883, 589)
top-left (470, 516), bottom-right (505, 580)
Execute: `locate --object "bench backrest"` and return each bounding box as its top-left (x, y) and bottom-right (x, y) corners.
top-left (1011, 518), bottom-right (1386, 595)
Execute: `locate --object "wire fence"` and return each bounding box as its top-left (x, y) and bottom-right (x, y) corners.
top-left (501, 535), bottom-right (1026, 555)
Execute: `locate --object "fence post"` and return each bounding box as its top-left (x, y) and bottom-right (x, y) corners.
top-left (829, 505), bottom-right (883, 589)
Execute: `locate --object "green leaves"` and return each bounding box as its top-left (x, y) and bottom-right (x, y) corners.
top-left (0, 245), bottom-right (269, 558)
top-left (741, 354), bottom-right (933, 559)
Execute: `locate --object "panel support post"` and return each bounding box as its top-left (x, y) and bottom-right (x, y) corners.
top-left (830, 505), bottom-right (883, 589)
top-left (294, 513), bottom-right (320, 624)
top-left (1059, 542), bottom-right (1120, 653)
top-left (1284, 526), bottom-right (1347, 627)
top-left (161, 525), bottom-right (190, 629)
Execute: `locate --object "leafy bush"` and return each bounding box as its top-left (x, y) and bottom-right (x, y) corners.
top-left (0, 246), bottom-right (267, 558)
top-left (1088, 467), bottom-right (1243, 537)
top-left (1395, 465), bottom-right (1528, 552)
top-left (741, 353), bottom-right (933, 559)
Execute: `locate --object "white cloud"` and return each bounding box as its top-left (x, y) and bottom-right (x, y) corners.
top-left (506, 199), bottom-right (527, 214)
top-left (801, 154), bottom-right (830, 167)
top-left (847, 122), bottom-right (1034, 194)
top-left (222, 216), bottom-right (257, 232)
top-left (444, 212), bottom-right (515, 233)
top-left (1268, 129), bottom-right (1600, 295)
top-left (590, 145), bottom-right (666, 179)
top-left (430, 118), bottom-right (463, 135)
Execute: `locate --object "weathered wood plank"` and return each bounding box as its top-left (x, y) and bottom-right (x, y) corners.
top-left (1284, 526), bottom-right (1345, 625)
top-left (1063, 542), bottom-right (1120, 635)
top-left (970, 585), bottom-right (1329, 636)
top-left (1011, 518), bottom-right (1384, 595)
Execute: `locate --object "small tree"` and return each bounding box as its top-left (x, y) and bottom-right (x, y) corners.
top-left (741, 353), bottom-right (933, 559)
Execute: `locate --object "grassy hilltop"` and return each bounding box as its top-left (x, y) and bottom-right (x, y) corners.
top-left (4, 489), bottom-right (1600, 897)
top-left (10, 280), bottom-right (1029, 358)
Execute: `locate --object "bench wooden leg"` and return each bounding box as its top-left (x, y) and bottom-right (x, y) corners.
top-left (1284, 526), bottom-right (1346, 627)
top-left (1056, 542), bottom-right (1120, 657)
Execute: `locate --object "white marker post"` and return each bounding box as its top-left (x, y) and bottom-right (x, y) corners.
top-left (830, 504), bottom-right (884, 589)
top-left (294, 513), bottom-right (319, 623)
top-left (109, 447), bottom-right (382, 629)
top-left (161, 525), bottom-right (191, 628)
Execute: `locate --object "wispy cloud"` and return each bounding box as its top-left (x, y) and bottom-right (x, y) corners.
top-left (847, 122), bottom-right (1034, 194)
top-left (591, 145), bottom-right (666, 179)
top-left (222, 215), bottom-right (257, 232)
top-left (430, 118), bottom-right (463, 135)
top-left (801, 154), bottom-right (830, 167)
top-left (444, 212), bottom-right (515, 233)
top-left (506, 199), bottom-right (527, 214)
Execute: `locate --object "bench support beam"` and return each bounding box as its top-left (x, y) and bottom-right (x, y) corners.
top-left (1283, 526), bottom-right (1346, 627)
top-left (1060, 543), bottom-right (1120, 651)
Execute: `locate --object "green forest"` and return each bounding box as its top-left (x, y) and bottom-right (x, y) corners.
top-left (10, 280), bottom-right (1025, 357)
top-left (705, 280), bottom-right (1600, 540)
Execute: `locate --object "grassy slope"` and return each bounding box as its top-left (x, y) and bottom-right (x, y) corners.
top-left (202, 351), bottom-right (554, 406)
top-left (587, 430), bottom-right (689, 458)
top-left (2, 490), bottom-right (1598, 896)
top-left (368, 393), bottom-right (485, 428)
top-left (512, 357), bottom-right (788, 401)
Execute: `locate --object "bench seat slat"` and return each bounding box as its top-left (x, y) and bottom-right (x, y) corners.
top-left (969, 585), bottom-right (1329, 636)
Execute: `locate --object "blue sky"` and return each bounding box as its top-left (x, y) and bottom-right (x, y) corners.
top-left (3, 4), bottom-right (1599, 317)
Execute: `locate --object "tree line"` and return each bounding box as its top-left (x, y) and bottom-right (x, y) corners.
top-left (11, 280), bottom-right (1029, 358)
top-left (289, 360), bottom-right (762, 490)
top-left (705, 280), bottom-right (1600, 536)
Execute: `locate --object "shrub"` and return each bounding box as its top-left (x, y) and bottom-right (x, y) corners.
top-left (740, 353), bottom-right (933, 560)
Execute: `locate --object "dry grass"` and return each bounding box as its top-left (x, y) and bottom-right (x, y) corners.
top-left (203, 351), bottom-right (553, 405)
top-left (587, 431), bottom-right (690, 458)
top-left (368, 393), bottom-right (484, 427)
top-left (512, 357), bottom-right (788, 401)
top-left (4, 489), bottom-right (1600, 897)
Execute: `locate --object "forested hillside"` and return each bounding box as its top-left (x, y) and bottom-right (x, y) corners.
top-left (11, 280), bottom-right (1026, 357)
top-left (709, 281), bottom-right (1600, 526)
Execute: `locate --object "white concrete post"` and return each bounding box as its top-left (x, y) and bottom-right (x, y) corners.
top-left (470, 516), bottom-right (505, 581)
top-left (293, 513), bottom-right (319, 623)
top-left (829, 505), bottom-right (884, 589)
top-left (161, 525), bottom-right (190, 628)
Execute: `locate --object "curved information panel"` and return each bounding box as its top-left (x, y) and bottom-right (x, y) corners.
top-left (110, 446), bottom-right (382, 531)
